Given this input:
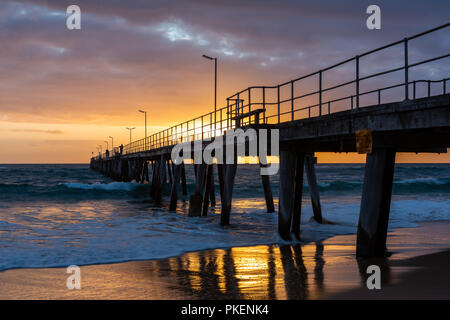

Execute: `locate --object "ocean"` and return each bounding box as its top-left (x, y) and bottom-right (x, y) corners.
top-left (0, 163), bottom-right (449, 271)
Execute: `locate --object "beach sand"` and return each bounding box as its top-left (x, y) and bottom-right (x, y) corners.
top-left (1, 221), bottom-right (449, 300)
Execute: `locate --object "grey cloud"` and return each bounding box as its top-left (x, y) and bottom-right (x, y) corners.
top-left (0, 0), bottom-right (448, 124)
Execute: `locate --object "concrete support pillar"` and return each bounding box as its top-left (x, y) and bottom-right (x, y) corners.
top-left (305, 154), bottom-right (323, 223)
top-left (221, 163), bottom-right (237, 226)
top-left (169, 164), bottom-right (182, 211)
top-left (131, 160), bottom-right (134, 181)
top-left (121, 159), bottom-right (129, 182)
top-left (167, 159), bottom-right (173, 184)
top-left (202, 165), bottom-right (213, 216)
top-left (138, 158), bottom-right (145, 184)
top-left (153, 155), bottom-right (166, 204)
top-left (181, 162), bottom-right (187, 195)
top-left (189, 163), bottom-right (207, 217)
top-left (357, 148), bottom-right (396, 257)
top-left (144, 161), bottom-right (149, 183)
top-left (278, 150), bottom-right (304, 240)
top-left (292, 153), bottom-right (305, 240)
top-left (217, 164), bottom-right (225, 205)
top-left (150, 160), bottom-right (159, 198)
top-left (260, 164), bottom-right (275, 213)
top-left (209, 166), bottom-right (216, 207)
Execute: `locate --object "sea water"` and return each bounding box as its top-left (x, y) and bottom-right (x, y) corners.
top-left (0, 163), bottom-right (449, 271)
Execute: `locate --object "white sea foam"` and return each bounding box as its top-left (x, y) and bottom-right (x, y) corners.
top-left (1, 164), bottom-right (449, 271)
top-left (1, 196), bottom-right (449, 271)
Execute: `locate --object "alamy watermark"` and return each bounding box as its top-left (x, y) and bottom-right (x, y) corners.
top-left (66, 5), bottom-right (81, 30)
top-left (171, 128), bottom-right (279, 175)
top-left (66, 265), bottom-right (81, 289)
top-left (366, 5), bottom-right (381, 30)
top-left (65, 4), bottom-right (380, 31)
top-left (366, 264), bottom-right (381, 290)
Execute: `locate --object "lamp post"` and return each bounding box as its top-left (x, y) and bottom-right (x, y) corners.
top-left (109, 136), bottom-right (114, 151)
top-left (202, 54), bottom-right (217, 133)
top-left (138, 109), bottom-right (147, 150)
top-left (126, 127), bottom-right (136, 145)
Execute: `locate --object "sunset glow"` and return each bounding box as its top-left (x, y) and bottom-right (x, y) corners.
top-left (1, 1), bottom-right (449, 163)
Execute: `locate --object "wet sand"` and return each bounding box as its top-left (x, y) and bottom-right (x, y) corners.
top-left (1, 221), bottom-right (449, 299)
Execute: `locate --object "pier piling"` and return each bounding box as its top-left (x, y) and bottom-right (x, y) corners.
top-left (356, 148), bottom-right (396, 257)
top-left (217, 163), bottom-right (225, 205)
top-left (181, 163), bottom-right (187, 195)
top-left (201, 165), bottom-right (213, 216)
top-left (189, 163), bottom-right (207, 217)
top-left (260, 163), bottom-right (275, 213)
top-left (305, 154), bottom-right (323, 223)
top-left (221, 163), bottom-right (237, 226)
top-left (169, 164), bottom-right (182, 211)
top-left (279, 149), bottom-right (304, 240)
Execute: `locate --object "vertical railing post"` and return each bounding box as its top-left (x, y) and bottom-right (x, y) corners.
top-left (355, 55), bottom-right (360, 109)
top-left (444, 79), bottom-right (446, 94)
top-left (262, 87), bottom-right (266, 124)
top-left (319, 71), bottom-right (322, 116)
top-left (404, 37), bottom-right (409, 100)
top-left (378, 89), bottom-right (381, 104)
top-left (428, 81), bottom-right (431, 97)
top-left (227, 98), bottom-right (230, 130)
top-left (237, 93), bottom-right (240, 119)
top-left (290, 80), bottom-right (294, 121)
top-left (201, 116), bottom-right (204, 141)
top-left (277, 85), bottom-right (280, 124)
top-left (248, 88), bottom-right (251, 116)
top-left (413, 81), bottom-right (416, 99)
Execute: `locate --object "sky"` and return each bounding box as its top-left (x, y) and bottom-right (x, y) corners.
top-left (0, 0), bottom-right (449, 163)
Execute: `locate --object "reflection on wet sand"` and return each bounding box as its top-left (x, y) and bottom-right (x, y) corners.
top-left (140, 241), bottom-right (371, 299)
top-left (7, 222), bottom-right (450, 299)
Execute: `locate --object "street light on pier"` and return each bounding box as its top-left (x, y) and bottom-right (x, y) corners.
top-left (202, 54), bottom-right (217, 133)
top-left (126, 127), bottom-right (136, 145)
top-left (138, 109), bottom-right (147, 150)
top-left (109, 136), bottom-right (114, 151)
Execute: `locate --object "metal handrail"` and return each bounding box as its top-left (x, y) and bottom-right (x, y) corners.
top-left (93, 23), bottom-right (449, 160)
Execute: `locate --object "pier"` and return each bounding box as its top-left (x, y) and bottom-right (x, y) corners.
top-left (91, 24), bottom-right (450, 257)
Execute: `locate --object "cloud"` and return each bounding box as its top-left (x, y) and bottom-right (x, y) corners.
top-left (0, 0), bottom-right (448, 127)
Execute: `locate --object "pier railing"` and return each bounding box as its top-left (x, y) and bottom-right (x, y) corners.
top-left (94, 23), bottom-right (449, 160)
top-left (227, 23), bottom-right (450, 125)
